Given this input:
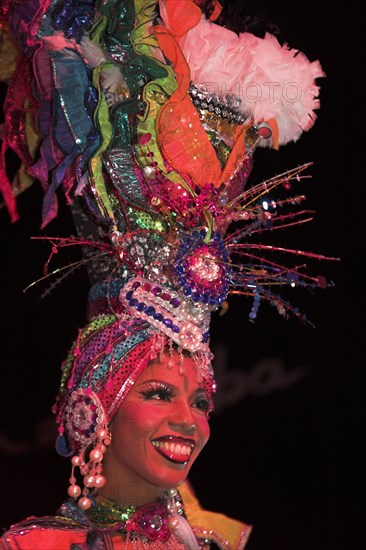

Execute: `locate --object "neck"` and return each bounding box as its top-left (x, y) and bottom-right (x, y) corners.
top-left (98, 480), bottom-right (166, 508)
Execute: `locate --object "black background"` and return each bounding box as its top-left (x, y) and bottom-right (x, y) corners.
top-left (0, 1), bottom-right (358, 549)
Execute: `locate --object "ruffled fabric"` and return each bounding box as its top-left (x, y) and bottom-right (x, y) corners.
top-left (0, 0), bottom-right (324, 225)
top-left (0, 23), bottom-right (40, 222)
top-left (153, 1), bottom-right (251, 188)
top-left (0, 0), bottom-right (332, 330)
top-left (154, 25), bottom-right (224, 188)
top-left (174, 14), bottom-right (324, 146)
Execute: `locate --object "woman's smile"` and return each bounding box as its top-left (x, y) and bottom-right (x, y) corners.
top-left (151, 436), bottom-right (196, 464)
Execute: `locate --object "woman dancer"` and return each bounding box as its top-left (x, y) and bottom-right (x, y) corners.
top-left (0, 0), bottom-right (326, 547)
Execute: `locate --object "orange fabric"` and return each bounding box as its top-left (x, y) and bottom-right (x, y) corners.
top-left (154, 25), bottom-right (223, 188)
top-left (154, 0), bottom-right (253, 189)
top-left (219, 123), bottom-right (250, 185)
top-left (208, 0), bottom-right (223, 21)
top-left (180, 480), bottom-right (253, 549)
top-left (159, 0), bottom-right (201, 37)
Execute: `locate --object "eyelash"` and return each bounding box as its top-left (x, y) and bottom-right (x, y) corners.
top-left (139, 383), bottom-right (212, 413)
top-left (140, 382), bottom-right (174, 402)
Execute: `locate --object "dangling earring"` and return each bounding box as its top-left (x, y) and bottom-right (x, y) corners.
top-left (63, 388), bottom-right (111, 509)
top-left (68, 427), bottom-right (112, 509)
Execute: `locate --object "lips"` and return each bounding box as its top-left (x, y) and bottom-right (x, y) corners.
top-left (151, 436), bottom-right (196, 464)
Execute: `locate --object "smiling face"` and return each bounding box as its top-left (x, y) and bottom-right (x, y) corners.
top-left (100, 350), bottom-right (212, 505)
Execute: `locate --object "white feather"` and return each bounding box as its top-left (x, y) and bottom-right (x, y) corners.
top-left (174, 16), bottom-right (325, 146)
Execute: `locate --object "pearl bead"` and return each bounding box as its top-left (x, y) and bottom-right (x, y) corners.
top-left (168, 516), bottom-right (180, 530)
top-left (89, 448), bottom-right (103, 462)
top-left (96, 429), bottom-right (107, 439)
top-left (67, 484), bottom-right (81, 498)
top-left (71, 455), bottom-right (82, 466)
top-left (78, 497), bottom-right (92, 510)
top-left (94, 475), bottom-right (107, 488)
top-left (83, 475), bottom-right (95, 488)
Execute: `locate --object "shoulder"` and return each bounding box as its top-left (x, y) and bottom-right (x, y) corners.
top-left (179, 481), bottom-right (252, 550)
top-left (0, 515), bottom-right (87, 550)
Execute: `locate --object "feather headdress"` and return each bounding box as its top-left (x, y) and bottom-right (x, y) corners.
top-left (0, 0), bottom-right (333, 326)
top-left (0, 0), bottom-right (337, 519)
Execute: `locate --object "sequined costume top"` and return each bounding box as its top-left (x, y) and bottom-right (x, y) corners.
top-left (0, 481), bottom-right (252, 549)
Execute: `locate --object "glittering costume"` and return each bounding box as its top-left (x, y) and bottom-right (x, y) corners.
top-left (0, 0), bottom-right (330, 548)
top-left (0, 481), bottom-right (251, 549)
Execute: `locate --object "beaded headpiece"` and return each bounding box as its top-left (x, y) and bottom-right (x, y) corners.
top-left (0, 0), bottom-right (334, 511)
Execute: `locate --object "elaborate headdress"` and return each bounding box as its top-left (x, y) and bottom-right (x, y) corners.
top-left (1, 0), bottom-right (334, 515)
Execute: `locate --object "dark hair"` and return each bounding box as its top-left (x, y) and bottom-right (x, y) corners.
top-left (198, 0), bottom-right (281, 38)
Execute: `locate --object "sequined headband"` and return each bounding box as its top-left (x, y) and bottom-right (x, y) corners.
top-left (54, 273), bottom-right (216, 451)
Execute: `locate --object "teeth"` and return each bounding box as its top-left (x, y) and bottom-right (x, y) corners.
top-left (152, 441), bottom-right (192, 456)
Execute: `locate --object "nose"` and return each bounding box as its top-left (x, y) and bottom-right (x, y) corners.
top-left (168, 419), bottom-right (197, 436)
top-left (168, 401), bottom-right (197, 436)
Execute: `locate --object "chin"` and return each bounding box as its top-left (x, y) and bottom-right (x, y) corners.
top-left (148, 465), bottom-right (192, 489)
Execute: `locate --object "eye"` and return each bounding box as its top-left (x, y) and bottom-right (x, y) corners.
top-left (139, 382), bottom-right (174, 402)
top-left (192, 393), bottom-right (213, 414)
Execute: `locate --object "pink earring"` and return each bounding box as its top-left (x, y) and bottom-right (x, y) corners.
top-left (63, 389), bottom-right (111, 509)
top-left (68, 428), bottom-right (111, 509)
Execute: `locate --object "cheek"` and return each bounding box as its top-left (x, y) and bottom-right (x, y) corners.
top-left (116, 402), bottom-right (166, 439)
top-left (110, 413), bottom-right (152, 462)
top-left (196, 415), bottom-right (210, 446)
top-left (134, 404), bottom-right (168, 428)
